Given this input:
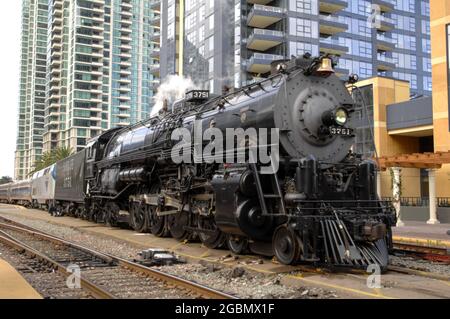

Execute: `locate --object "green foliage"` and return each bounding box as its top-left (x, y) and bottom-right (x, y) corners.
top-left (30, 146), bottom-right (74, 176)
top-left (0, 176), bottom-right (13, 185)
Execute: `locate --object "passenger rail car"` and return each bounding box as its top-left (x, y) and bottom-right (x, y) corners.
top-left (31, 164), bottom-right (56, 211)
top-left (9, 180), bottom-right (32, 207)
top-left (0, 183), bottom-right (11, 203)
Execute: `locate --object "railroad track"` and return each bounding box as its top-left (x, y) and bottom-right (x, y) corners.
top-left (0, 219), bottom-right (236, 299)
top-left (0, 240), bottom-right (98, 299)
top-left (393, 242), bottom-right (450, 264)
top-left (0, 214), bottom-right (448, 297)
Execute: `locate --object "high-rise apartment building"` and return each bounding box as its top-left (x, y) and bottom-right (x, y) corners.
top-left (160, 0), bottom-right (431, 97)
top-left (44, 0), bottom-right (160, 154)
top-left (15, 0), bottom-right (49, 180)
top-left (15, 0), bottom-right (160, 179)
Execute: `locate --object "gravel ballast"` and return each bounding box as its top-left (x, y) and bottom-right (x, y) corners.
top-left (0, 213), bottom-right (339, 299)
top-left (2, 212), bottom-right (448, 299)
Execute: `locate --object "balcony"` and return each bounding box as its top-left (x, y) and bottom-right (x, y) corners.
top-left (119, 85), bottom-right (131, 92)
top-left (150, 64), bottom-right (160, 76)
top-left (118, 95), bottom-right (131, 101)
top-left (151, 32), bottom-right (160, 43)
top-left (375, 15), bottom-right (395, 32)
top-left (319, 0), bottom-right (347, 14)
top-left (121, 1), bottom-right (132, 8)
top-left (247, 53), bottom-right (284, 74)
top-left (149, 0), bottom-right (161, 11)
top-left (247, 5), bottom-right (285, 29)
top-left (376, 34), bottom-right (396, 51)
top-left (150, 16), bottom-right (160, 27)
top-left (248, 0), bottom-right (273, 4)
top-left (319, 37), bottom-right (348, 55)
top-left (373, 0), bottom-right (395, 12)
top-left (247, 29), bottom-right (284, 51)
top-left (119, 77), bottom-right (131, 83)
top-left (377, 54), bottom-right (396, 71)
top-left (319, 15), bottom-right (347, 36)
top-left (150, 49), bottom-right (160, 59)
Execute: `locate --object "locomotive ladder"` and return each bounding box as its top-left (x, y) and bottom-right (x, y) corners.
top-left (250, 159), bottom-right (286, 216)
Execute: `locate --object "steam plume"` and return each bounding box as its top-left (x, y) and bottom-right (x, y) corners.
top-left (151, 75), bottom-right (198, 116)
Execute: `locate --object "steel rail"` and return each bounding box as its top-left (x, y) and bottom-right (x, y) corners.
top-left (393, 241), bottom-right (450, 265)
top-left (387, 265), bottom-right (450, 282)
top-left (0, 219), bottom-right (236, 299)
top-left (393, 242), bottom-right (449, 257)
top-left (0, 230), bottom-right (116, 299)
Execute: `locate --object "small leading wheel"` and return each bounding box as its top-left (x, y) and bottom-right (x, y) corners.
top-left (130, 202), bottom-right (148, 233)
top-left (168, 211), bottom-right (190, 241)
top-left (227, 236), bottom-right (248, 255)
top-left (197, 216), bottom-right (226, 249)
top-left (148, 205), bottom-right (167, 237)
top-left (273, 225), bottom-right (301, 265)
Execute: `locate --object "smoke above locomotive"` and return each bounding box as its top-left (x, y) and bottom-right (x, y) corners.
top-left (10, 55), bottom-right (396, 270)
top-left (151, 75), bottom-right (198, 116)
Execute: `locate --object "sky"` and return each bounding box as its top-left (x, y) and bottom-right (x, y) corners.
top-left (0, 2), bottom-right (21, 178)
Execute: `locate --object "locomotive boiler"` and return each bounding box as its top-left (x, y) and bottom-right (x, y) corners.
top-left (49, 55), bottom-right (396, 269)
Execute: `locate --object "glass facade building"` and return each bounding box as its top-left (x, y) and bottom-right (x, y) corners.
top-left (43, 0), bottom-right (160, 154)
top-left (160, 0), bottom-right (431, 97)
top-left (16, 0), bottom-right (160, 179)
top-left (15, 0), bottom-right (49, 180)
top-left (160, 0), bottom-right (235, 94)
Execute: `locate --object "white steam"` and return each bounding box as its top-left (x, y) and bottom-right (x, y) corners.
top-left (151, 75), bottom-right (198, 116)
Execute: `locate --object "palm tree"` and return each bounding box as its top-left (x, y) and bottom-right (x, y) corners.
top-left (0, 176), bottom-right (13, 185)
top-left (52, 146), bottom-right (73, 162)
top-left (29, 146), bottom-right (74, 176)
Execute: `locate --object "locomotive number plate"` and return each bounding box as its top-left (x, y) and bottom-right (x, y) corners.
top-left (329, 126), bottom-right (353, 136)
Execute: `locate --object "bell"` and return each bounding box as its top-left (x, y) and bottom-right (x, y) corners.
top-left (316, 57), bottom-right (335, 77)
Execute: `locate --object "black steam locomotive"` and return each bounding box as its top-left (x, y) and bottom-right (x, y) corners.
top-left (51, 56), bottom-right (396, 269)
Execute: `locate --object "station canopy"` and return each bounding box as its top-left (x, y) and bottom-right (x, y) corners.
top-left (377, 151), bottom-right (450, 169)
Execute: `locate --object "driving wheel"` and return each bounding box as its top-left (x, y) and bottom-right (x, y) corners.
top-left (273, 225), bottom-right (301, 265)
top-left (130, 201), bottom-right (148, 233)
top-left (148, 205), bottom-right (168, 237)
top-left (198, 216), bottom-right (226, 249)
top-left (168, 211), bottom-right (190, 241)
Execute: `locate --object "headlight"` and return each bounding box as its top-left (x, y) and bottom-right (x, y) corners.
top-left (335, 108), bottom-right (348, 126)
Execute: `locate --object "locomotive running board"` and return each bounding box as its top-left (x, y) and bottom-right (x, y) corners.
top-left (320, 219), bottom-right (389, 269)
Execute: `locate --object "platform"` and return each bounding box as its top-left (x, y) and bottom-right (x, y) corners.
top-left (393, 221), bottom-right (450, 249)
top-left (0, 258), bottom-right (42, 299)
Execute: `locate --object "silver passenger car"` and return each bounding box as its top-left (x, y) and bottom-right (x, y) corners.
top-left (0, 183), bottom-right (11, 203)
top-left (31, 164), bottom-right (56, 210)
top-left (9, 180), bottom-right (32, 206)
